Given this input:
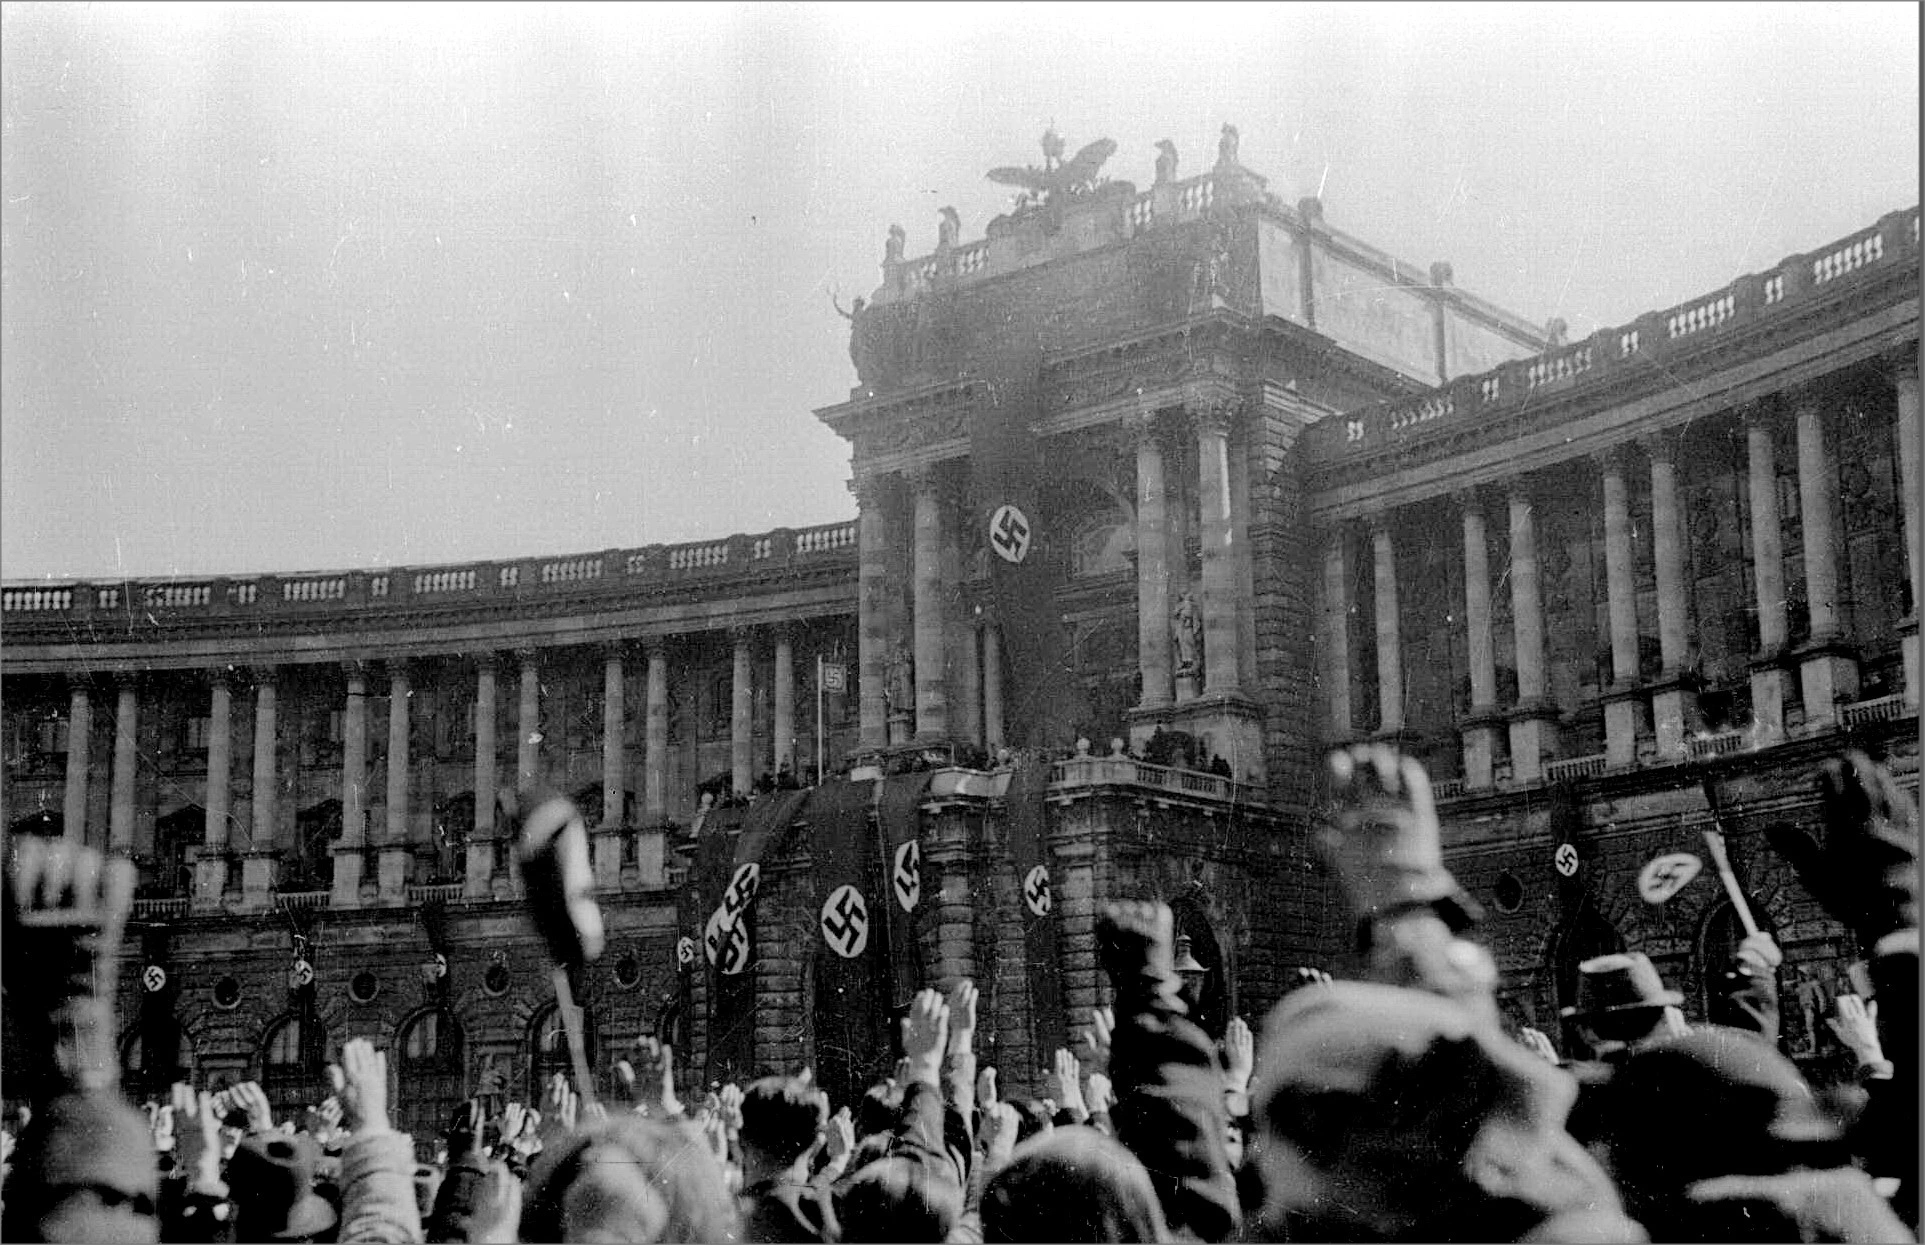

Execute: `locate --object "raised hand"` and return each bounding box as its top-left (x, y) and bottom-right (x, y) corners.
top-left (946, 979), bottom-right (979, 1056)
top-left (976, 1065), bottom-right (998, 1108)
top-left (979, 1100), bottom-right (1020, 1170)
top-left (579, 1100), bottom-right (609, 1130)
top-left (615, 1035), bottom-right (683, 1118)
top-left (172, 1082), bottom-right (222, 1192)
top-left (1826, 994), bottom-right (1885, 1069)
top-left (1097, 900), bottom-right (1176, 1000)
top-left (232, 1080), bottom-right (275, 1134)
top-left (541, 1073), bottom-right (578, 1139)
top-left (1516, 1027), bottom-right (1561, 1065)
top-left (330, 1038), bottom-right (391, 1135)
top-left (1082, 1006), bottom-right (1114, 1074)
top-left (1770, 751), bottom-right (1920, 945)
top-left (3, 838), bottom-right (137, 1094)
top-left (1084, 1071), bottom-right (1115, 1118)
top-left (149, 1101), bottom-right (176, 1154)
top-left (1222, 1016), bottom-right (1255, 1094)
top-left (1735, 932), bottom-right (1784, 973)
top-left (471, 1160), bottom-right (524, 1244)
top-left (900, 988), bottom-right (950, 1084)
top-left (718, 1081), bottom-right (744, 1138)
top-left (1051, 1048), bottom-right (1087, 1120)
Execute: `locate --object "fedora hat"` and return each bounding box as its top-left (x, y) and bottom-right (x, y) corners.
top-left (1560, 953), bottom-right (1683, 1019)
top-left (228, 1132), bottom-right (338, 1241)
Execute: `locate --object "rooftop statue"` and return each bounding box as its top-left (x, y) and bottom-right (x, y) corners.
top-left (987, 126), bottom-right (1119, 210)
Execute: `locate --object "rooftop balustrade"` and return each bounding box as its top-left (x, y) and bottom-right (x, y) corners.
top-left (1310, 205), bottom-right (1920, 465)
top-left (1, 519), bottom-right (859, 626)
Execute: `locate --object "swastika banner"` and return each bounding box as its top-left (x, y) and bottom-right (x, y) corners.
top-left (877, 772), bottom-right (934, 1011)
top-left (1005, 752), bottom-right (1067, 1064)
top-left (807, 777), bottom-right (893, 1111)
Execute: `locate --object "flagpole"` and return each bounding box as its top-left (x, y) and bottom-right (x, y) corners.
top-left (816, 653), bottom-right (825, 786)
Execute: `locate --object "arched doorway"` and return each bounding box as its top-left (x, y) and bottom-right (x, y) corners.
top-left (259, 1009), bottom-right (329, 1121)
top-left (1550, 905), bottom-right (1627, 1057)
top-left (529, 1001), bottom-right (596, 1099)
top-left (1169, 898), bottom-right (1229, 1038)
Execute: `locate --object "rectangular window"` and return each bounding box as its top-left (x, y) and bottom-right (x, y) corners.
top-left (186, 717), bottom-right (210, 751)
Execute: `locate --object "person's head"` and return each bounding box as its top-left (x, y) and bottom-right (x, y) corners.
top-left (226, 1132), bottom-right (338, 1243)
top-left (980, 1126), bottom-right (1168, 1242)
top-left (519, 1114), bottom-right (737, 1244)
top-left (855, 1080), bottom-right (901, 1141)
top-left (1593, 1025), bottom-right (1848, 1228)
top-left (1011, 1098), bottom-right (1054, 1146)
top-left (1253, 979), bottom-right (1631, 1243)
top-left (426, 1154), bottom-right (520, 1244)
top-left (833, 1153), bottom-right (963, 1243)
top-left (737, 1075), bottom-right (828, 1173)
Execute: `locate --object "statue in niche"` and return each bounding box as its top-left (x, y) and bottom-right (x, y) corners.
top-left (885, 223), bottom-right (906, 264)
top-left (1171, 591), bottom-right (1202, 676)
top-left (937, 207), bottom-right (961, 252)
top-left (1217, 123), bottom-right (1240, 168)
top-left (885, 643), bottom-right (913, 718)
top-left (1154, 139), bottom-right (1179, 185)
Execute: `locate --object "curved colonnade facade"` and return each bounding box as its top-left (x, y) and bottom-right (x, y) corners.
top-left (3, 135), bottom-right (1917, 1114)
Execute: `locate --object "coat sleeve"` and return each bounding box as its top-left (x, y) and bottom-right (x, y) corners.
top-left (1106, 976), bottom-right (1239, 1241)
top-left (335, 1129), bottom-right (424, 1244)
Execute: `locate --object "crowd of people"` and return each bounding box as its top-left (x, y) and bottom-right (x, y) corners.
top-left (0, 745), bottom-right (1916, 1242)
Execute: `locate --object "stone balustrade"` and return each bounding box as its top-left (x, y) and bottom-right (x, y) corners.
top-left (1544, 753), bottom-right (1610, 783)
top-left (1685, 730), bottom-right (1747, 760)
top-left (1841, 692), bottom-right (1908, 728)
top-left (1311, 205), bottom-right (1920, 464)
top-left (404, 882), bottom-right (466, 904)
top-left (272, 889), bottom-right (331, 913)
top-left (131, 897), bottom-right (190, 920)
top-left (1049, 754), bottom-right (1254, 804)
top-left (3, 519), bottom-right (864, 628)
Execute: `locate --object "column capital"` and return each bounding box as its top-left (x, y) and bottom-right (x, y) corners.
top-left (206, 665), bottom-right (236, 691)
top-left (1365, 509), bottom-right (1397, 538)
top-left (1127, 406), bottom-right (1170, 445)
top-left (599, 638), bottom-right (634, 662)
top-left (1884, 344), bottom-right (1921, 382)
top-left (639, 636), bottom-right (671, 663)
top-left (1739, 395), bottom-right (1785, 427)
top-left (342, 658), bottom-right (371, 686)
top-left (904, 462), bottom-right (944, 495)
top-left (1636, 430), bottom-right (1678, 465)
top-left (470, 649), bottom-right (503, 670)
top-left (246, 663), bottom-right (279, 687)
top-left (1504, 474), bottom-right (1542, 507)
top-left (727, 624), bottom-right (756, 648)
top-left (111, 668), bottom-right (142, 692)
top-left (1190, 397), bottom-right (1239, 437)
top-left (1450, 485), bottom-right (1489, 516)
top-left (66, 671), bottom-right (99, 694)
top-left (512, 646), bottom-right (540, 667)
top-left (849, 473), bottom-right (886, 508)
top-left (1589, 442), bottom-right (1634, 474)
top-left (384, 657), bottom-right (413, 684)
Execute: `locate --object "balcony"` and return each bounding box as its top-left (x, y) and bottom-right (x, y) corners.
top-left (1049, 755), bottom-right (1259, 805)
top-left (1544, 753), bottom-right (1610, 783)
top-left (1841, 693), bottom-right (1911, 730)
top-left (272, 889), bottom-right (331, 913)
top-left (131, 897), bottom-right (190, 921)
top-left (1686, 730), bottom-right (1747, 761)
top-left (405, 882), bottom-right (466, 904)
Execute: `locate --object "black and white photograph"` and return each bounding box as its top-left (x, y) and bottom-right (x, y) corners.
top-left (1, 2), bottom-right (1919, 1240)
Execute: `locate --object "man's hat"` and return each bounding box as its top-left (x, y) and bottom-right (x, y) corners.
top-left (227, 1133), bottom-right (338, 1241)
top-left (1560, 952), bottom-right (1683, 1019)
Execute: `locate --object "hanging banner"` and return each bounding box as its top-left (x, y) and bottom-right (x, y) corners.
top-left (807, 778), bottom-right (892, 1110)
top-left (876, 772), bottom-right (935, 1011)
top-left (1638, 853), bottom-right (1703, 905)
top-left (1005, 752), bottom-right (1067, 1064)
top-left (967, 339), bottom-right (1087, 751)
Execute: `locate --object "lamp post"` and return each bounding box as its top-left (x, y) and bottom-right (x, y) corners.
top-left (1173, 933), bottom-right (1208, 1009)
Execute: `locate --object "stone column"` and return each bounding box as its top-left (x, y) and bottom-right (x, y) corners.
top-left (982, 624), bottom-right (1005, 751)
top-left (516, 649), bottom-right (541, 789)
top-left (955, 620), bottom-right (983, 748)
top-left (1195, 403), bottom-right (1241, 695)
top-left (378, 661), bottom-right (412, 902)
top-left (244, 667), bottom-right (279, 902)
top-left (602, 643), bottom-right (627, 824)
top-left (1320, 530), bottom-right (1353, 737)
top-left (467, 654), bottom-right (498, 900)
top-left (1458, 493), bottom-right (1500, 787)
top-left (1794, 402), bottom-right (1859, 723)
top-left (643, 644), bottom-right (669, 823)
top-left (1369, 516), bottom-right (1404, 734)
top-left (854, 476), bottom-right (889, 748)
top-left (333, 662), bottom-right (369, 904)
top-left (62, 679), bottom-right (91, 843)
top-left (1644, 435), bottom-right (1698, 757)
top-left (772, 629), bottom-right (796, 776)
top-left (911, 468), bottom-right (949, 739)
top-left (196, 672), bottom-right (234, 905)
top-left (1744, 411), bottom-right (1791, 742)
top-left (1895, 356), bottom-right (1921, 706)
top-left (1134, 412), bottom-right (1174, 710)
top-left (110, 675), bottom-right (138, 854)
top-left (731, 630), bottom-right (754, 795)
top-left (1598, 448), bottom-right (1645, 765)
top-left (1507, 483), bottom-right (1559, 781)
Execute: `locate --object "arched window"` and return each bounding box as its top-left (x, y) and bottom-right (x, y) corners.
top-left (1551, 907), bottom-right (1627, 1057)
top-left (529, 1002), bottom-right (595, 1097)
top-left (1698, 901), bottom-right (1782, 1038)
top-left (1169, 899), bottom-right (1229, 1039)
top-left (1068, 510), bottom-right (1134, 578)
top-left (260, 1011), bottom-right (329, 1121)
top-left (395, 1009), bottom-right (465, 1140)
top-left (432, 795), bottom-right (473, 885)
top-left (121, 1027), bottom-right (197, 1103)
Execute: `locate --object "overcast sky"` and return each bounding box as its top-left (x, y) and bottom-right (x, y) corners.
top-left (2, 1), bottom-right (1917, 582)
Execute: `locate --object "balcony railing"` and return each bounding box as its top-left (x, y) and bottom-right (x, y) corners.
top-left (131, 897), bottom-right (190, 920)
top-left (1429, 777), bottom-right (1466, 800)
top-left (1310, 204), bottom-right (1920, 465)
top-left (1050, 755), bottom-right (1257, 805)
top-left (1841, 693), bottom-right (1911, 729)
top-left (405, 882), bottom-right (466, 904)
top-left (1544, 753), bottom-right (1610, 783)
top-left (1, 520), bottom-right (861, 627)
top-left (272, 889), bottom-right (331, 913)
top-left (1686, 730), bottom-right (1747, 760)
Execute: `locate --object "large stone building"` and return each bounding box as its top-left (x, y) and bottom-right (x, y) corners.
top-left (3, 129), bottom-right (1917, 1119)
